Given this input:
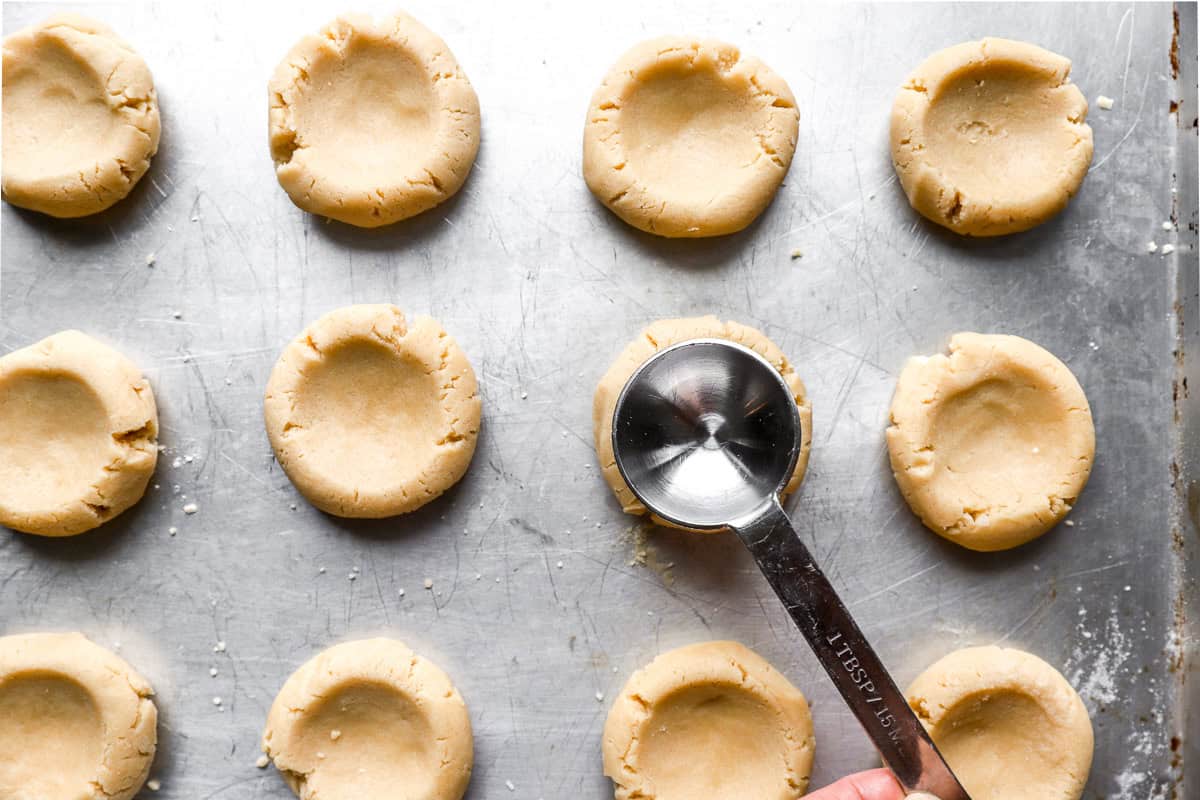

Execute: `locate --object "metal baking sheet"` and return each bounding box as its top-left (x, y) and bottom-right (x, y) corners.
top-left (1, 1), bottom-right (1196, 797)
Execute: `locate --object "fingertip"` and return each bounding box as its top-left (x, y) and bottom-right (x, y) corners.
top-left (845, 768), bottom-right (906, 800)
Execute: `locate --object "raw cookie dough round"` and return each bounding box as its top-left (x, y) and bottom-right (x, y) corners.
top-left (264, 304), bottom-right (480, 518)
top-left (0, 330), bottom-right (158, 537)
top-left (886, 332), bottom-right (1094, 552)
top-left (906, 646), bottom-right (1093, 800)
top-left (0, 631), bottom-right (157, 800)
top-left (2, 14), bottom-right (160, 217)
top-left (890, 38), bottom-right (1093, 236)
top-left (262, 638), bottom-right (472, 800)
top-left (583, 36), bottom-right (799, 238)
top-left (594, 316), bottom-right (811, 529)
top-left (603, 641), bottom-right (814, 800)
top-left (268, 13), bottom-right (480, 228)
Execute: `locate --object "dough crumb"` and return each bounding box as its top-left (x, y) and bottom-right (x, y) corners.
top-left (255, 755), bottom-right (270, 769)
top-left (330, 729), bottom-right (342, 740)
top-left (145, 253), bottom-right (156, 267)
top-left (790, 249), bottom-right (803, 259)
top-left (1148, 241), bottom-right (1159, 253)
top-left (182, 502), bottom-right (198, 514)
top-left (1163, 221), bottom-right (1174, 231)
top-left (172, 310), bottom-right (182, 319)
top-left (1161, 244), bottom-right (1176, 255)
top-left (1065, 519), bottom-right (1076, 527)
top-left (214, 641), bottom-right (226, 653)
top-left (398, 588), bottom-right (406, 597)
top-left (595, 690), bottom-right (605, 702)
top-left (506, 780), bottom-right (516, 791)
top-left (556, 561), bottom-right (564, 569)
top-left (1097, 95), bottom-right (1115, 110)
top-left (147, 779), bottom-right (161, 792)
top-left (212, 696), bottom-right (222, 706)
top-left (424, 578), bottom-right (434, 589)
top-left (168, 527), bottom-right (178, 536)
top-left (210, 667), bottom-right (218, 677)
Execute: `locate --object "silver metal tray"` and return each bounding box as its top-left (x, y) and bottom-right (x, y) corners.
top-left (2, 2), bottom-right (1196, 797)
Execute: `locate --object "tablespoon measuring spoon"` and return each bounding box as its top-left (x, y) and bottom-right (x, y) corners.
top-left (611, 338), bottom-right (970, 800)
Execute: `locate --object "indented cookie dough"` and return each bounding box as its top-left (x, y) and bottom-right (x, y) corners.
top-left (890, 38), bottom-right (1093, 236)
top-left (583, 37), bottom-right (799, 238)
top-left (594, 317), bottom-right (811, 529)
top-left (0, 330), bottom-right (158, 537)
top-left (264, 305), bottom-right (480, 518)
top-left (887, 333), bottom-right (1094, 551)
top-left (262, 638), bottom-right (473, 800)
top-left (906, 646), bottom-right (1093, 800)
top-left (603, 641), bottom-right (814, 800)
top-left (0, 631), bottom-right (157, 800)
top-left (2, 14), bottom-right (160, 218)
top-left (268, 13), bottom-right (480, 228)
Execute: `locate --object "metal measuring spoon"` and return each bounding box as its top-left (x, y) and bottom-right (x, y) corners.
top-left (611, 338), bottom-right (970, 800)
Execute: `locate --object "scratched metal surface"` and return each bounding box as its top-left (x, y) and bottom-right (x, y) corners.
top-left (0, 1), bottom-right (1194, 797)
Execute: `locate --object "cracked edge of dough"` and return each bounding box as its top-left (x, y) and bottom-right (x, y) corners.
top-left (267, 12), bottom-right (481, 228)
top-left (905, 645), bottom-right (1094, 798)
top-left (260, 638), bottom-right (473, 800)
top-left (593, 316), bottom-right (812, 530)
top-left (263, 304), bottom-right (481, 518)
top-left (0, 330), bottom-right (158, 537)
top-left (582, 35), bottom-right (799, 238)
top-left (0, 631), bottom-right (158, 800)
top-left (885, 332), bottom-right (1095, 551)
top-left (1, 14), bottom-right (161, 217)
top-left (888, 37), bottom-right (1093, 236)
top-left (601, 641), bottom-right (814, 800)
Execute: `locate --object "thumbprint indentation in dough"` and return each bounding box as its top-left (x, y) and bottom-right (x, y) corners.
top-left (922, 64), bottom-right (1085, 204)
top-left (621, 63), bottom-right (762, 203)
top-left (931, 377), bottom-right (1066, 489)
top-left (931, 690), bottom-right (1058, 798)
top-left (906, 646), bottom-right (1093, 800)
top-left (293, 682), bottom-right (437, 799)
top-left (889, 38), bottom-right (1093, 236)
top-left (283, 39), bottom-right (435, 187)
top-left (0, 330), bottom-right (158, 537)
top-left (583, 37), bottom-right (799, 238)
top-left (4, 38), bottom-right (120, 181)
top-left (886, 332), bottom-right (1094, 551)
top-left (264, 305), bottom-right (481, 518)
top-left (0, 372), bottom-right (110, 511)
top-left (639, 683), bottom-right (791, 798)
top-left (0, 673), bottom-right (103, 798)
top-left (292, 340), bottom-right (443, 495)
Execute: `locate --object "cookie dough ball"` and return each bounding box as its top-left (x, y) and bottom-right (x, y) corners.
top-left (0, 632), bottom-right (157, 800)
top-left (907, 646), bottom-right (1093, 800)
top-left (603, 641), bottom-right (814, 800)
top-left (890, 38), bottom-right (1092, 236)
top-left (887, 333), bottom-right (1093, 552)
top-left (268, 13), bottom-right (480, 228)
top-left (0, 330), bottom-right (158, 537)
top-left (583, 37), bottom-right (799, 238)
top-left (594, 317), bottom-right (811, 529)
top-left (2, 14), bottom-right (160, 217)
top-left (262, 638), bottom-right (472, 800)
top-left (264, 304), bottom-right (480, 518)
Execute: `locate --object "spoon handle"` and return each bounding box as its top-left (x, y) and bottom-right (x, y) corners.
top-left (730, 499), bottom-right (971, 800)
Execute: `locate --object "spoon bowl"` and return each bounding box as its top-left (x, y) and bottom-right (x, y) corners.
top-left (612, 338), bottom-right (800, 529)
